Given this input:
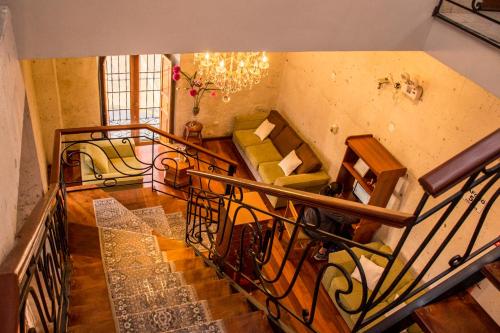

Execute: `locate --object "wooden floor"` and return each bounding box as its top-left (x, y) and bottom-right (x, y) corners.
top-left (65, 138), bottom-right (349, 333)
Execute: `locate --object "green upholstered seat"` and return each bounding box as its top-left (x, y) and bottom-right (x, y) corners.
top-left (321, 242), bottom-right (423, 332)
top-left (244, 141), bottom-right (282, 169)
top-left (80, 140), bottom-right (145, 186)
top-left (233, 129), bottom-right (269, 148)
top-left (258, 161), bottom-right (285, 184)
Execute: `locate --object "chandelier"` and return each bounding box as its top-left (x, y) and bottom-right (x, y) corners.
top-left (193, 52), bottom-right (269, 102)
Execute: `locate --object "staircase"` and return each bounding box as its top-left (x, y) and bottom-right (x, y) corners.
top-left (66, 192), bottom-right (274, 333)
top-left (2, 125), bottom-right (498, 333)
top-left (412, 260), bottom-right (500, 333)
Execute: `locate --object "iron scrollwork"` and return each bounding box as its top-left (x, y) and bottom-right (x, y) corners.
top-left (59, 129), bottom-right (236, 197)
top-left (186, 159), bottom-right (499, 333)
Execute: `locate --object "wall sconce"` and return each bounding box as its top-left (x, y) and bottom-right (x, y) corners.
top-left (377, 73), bottom-right (423, 102)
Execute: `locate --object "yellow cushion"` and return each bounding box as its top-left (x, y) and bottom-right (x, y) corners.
top-left (83, 144), bottom-right (109, 173)
top-left (371, 256), bottom-right (414, 297)
top-left (323, 242), bottom-right (385, 288)
top-left (233, 129), bottom-right (269, 148)
top-left (95, 139), bottom-right (136, 159)
top-left (244, 141), bottom-right (282, 169)
top-left (329, 275), bottom-right (372, 312)
top-left (108, 157), bottom-right (147, 176)
top-left (258, 161), bottom-right (285, 184)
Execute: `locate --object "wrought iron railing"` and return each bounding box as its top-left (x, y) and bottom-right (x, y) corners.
top-left (57, 124), bottom-right (237, 197)
top-left (0, 183), bottom-right (69, 333)
top-left (0, 124), bottom-right (237, 332)
top-left (185, 129), bottom-right (499, 332)
top-left (433, 0), bottom-right (500, 48)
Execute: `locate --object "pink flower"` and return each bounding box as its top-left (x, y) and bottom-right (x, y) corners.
top-left (189, 88), bottom-right (198, 97)
top-left (173, 65), bottom-right (181, 73)
top-left (172, 72), bottom-right (181, 81)
top-left (211, 91), bottom-right (217, 97)
top-left (194, 80), bottom-right (202, 88)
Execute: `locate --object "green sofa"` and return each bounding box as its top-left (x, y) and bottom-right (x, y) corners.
top-left (322, 242), bottom-right (422, 332)
top-left (79, 139), bottom-right (146, 186)
top-left (232, 110), bottom-right (330, 208)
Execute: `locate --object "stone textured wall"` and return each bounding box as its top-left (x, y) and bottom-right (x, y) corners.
top-left (0, 7), bottom-right (26, 262)
top-left (24, 57), bottom-right (101, 161)
top-left (16, 103), bottom-right (44, 231)
top-left (20, 61), bottom-right (48, 191)
top-left (55, 57), bottom-right (101, 128)
top-left (276, 51), bottom-right (499, 321)
top-left (26, 59), bottom-right (63, 162)
top-left (173, 53), bottom-right (285, 138)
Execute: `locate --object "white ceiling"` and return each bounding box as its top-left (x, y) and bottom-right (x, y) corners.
top-left (2, 0), bottom-right (499, 96)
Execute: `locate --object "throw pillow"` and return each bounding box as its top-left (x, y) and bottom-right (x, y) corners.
top-left (351, 255), bottom-right (384, 291)
top-left (295, 143), bottom-right (322, 174)
top-left (254, 119), bottom-right (275, 141)
top-left (278, 150), bottom-right (303, 176)
top-left (273, 126), bottom-right (303, 156)
top-left (267, 110), bottom-right (288, 140)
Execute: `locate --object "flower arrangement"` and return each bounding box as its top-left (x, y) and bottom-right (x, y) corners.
top-left (172, 65), bottom-right (218, 115)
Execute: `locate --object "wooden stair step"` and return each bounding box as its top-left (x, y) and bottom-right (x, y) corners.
top-left (70, 267), bottom-right (106, 284)
top-left (71, 262), bottom-right (105, 277)
top-left (70, 254), bottom-right (102, 266)
top-left (70, 285), bottom-right (109, 306)
top-left (222, 310), bottom-right (274, 333)
top-left (192, 279), bottom-right (233, 300)
top-left (68, 303), bottom-right (113, 326)
top-left (154, 233), bottom-right (188, 251)
top-left (413, 291), bottom-right (499, 333)
top-left (182, 266), bottom-right (219, 284)
top-left (162, 247), bottom-right (196, 261)
top-left (481, 260), bottom-right (500, 291)
top-left (68, 319), bottom-right (116, 333)
top-left (207, 293), bottom-right (252, 320)
top-left (170, 257), bottom-right (206, 271)
top-left (70, 275), bottom-right (107, 291)
top-left (69, 293), bottom-right (111, 311)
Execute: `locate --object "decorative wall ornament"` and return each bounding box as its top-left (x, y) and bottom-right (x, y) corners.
top-left (377, 73), bottom-right (423, 102)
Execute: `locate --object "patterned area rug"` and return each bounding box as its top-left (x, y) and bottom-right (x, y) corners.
top-left (94, 198), bottom-right (153, 234)
top-left (94, 198), bottom-right (225, 333)
top-left (94, 198), bottom-right (185, 240)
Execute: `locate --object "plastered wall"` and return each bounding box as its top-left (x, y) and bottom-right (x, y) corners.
top-left (0, 7), bottom-right (25, 262)
top-left (23, 57), bottom-right (101, 162)
top-left (276, 51), bottom-right (499, 320)
top-left (173, 53), bottom-right (285, 138)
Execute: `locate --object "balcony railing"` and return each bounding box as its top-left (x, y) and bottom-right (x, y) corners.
top-left (185, 129), bottom-right (499, 332)
top-left (433, 0), bottom-right (500, 48)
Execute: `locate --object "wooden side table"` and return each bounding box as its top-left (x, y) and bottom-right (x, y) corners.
top-left (163, 158), bottom-right (193, 188)
top-left (183, 121), bottom-right (203, 145)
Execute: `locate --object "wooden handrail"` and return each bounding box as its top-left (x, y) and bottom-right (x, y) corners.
top-left (419, 129), bottom-right (500, 197)
top-left (50, 129), bottom-right (62, 184)
top-left (188, 170), bottom-right (415, 228)
top-left (0, 185), bottom-right (59, 278)
top-left (57, 124), bottom-right (239, 167)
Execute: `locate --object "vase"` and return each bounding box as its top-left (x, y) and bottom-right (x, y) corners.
top-left (192, 106), bottom-right (200, 115)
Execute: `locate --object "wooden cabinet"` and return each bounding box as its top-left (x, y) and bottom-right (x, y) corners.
top-left (336, 135), bottom-right (406, 243)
